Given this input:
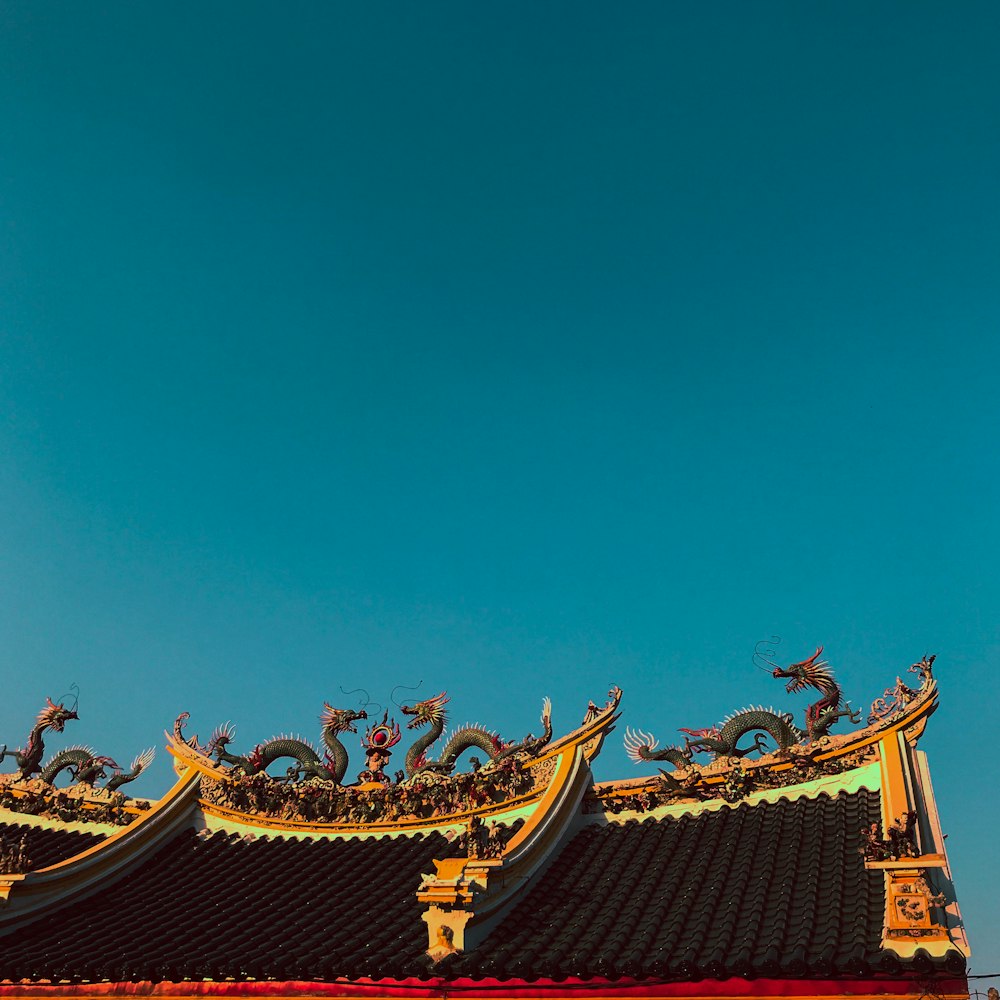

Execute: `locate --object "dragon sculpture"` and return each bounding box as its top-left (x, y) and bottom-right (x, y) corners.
top-left (39, 747), bottom-right (118, 787)
top-left (0, 696), bottom-right (80, 780)
top-left (106, 749), bottom-right (157, 792)
top-left (176, 703), bottom-right (368, 784)
top-left (625, 646), bottom-right (862, 767)
top-left (37, 746), bottom-right (155, 792)
top-left (400, 691), bottom-right (553, 779)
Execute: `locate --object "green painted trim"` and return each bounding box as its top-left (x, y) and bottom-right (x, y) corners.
top-left (591, 760), bottom-right (882, 825)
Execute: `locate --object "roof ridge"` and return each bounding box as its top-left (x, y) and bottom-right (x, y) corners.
top-left (588, 759), bottom-right (882, 827)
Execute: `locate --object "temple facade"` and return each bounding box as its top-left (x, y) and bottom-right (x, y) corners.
top-left (0, 649), bottom-right (970, 999)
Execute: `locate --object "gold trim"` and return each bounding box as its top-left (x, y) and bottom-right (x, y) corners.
top-left (197, 785), bottom-right (545, 835)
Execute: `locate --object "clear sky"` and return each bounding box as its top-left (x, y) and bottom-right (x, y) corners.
top-left (2, 0), bottom-right (999, 977)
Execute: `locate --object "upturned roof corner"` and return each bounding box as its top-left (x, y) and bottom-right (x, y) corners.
top-left (417, 686), bottom-right (622, 956)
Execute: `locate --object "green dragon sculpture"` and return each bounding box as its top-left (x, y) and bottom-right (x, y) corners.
top-left (0, 696), bottom-right (80, 780)
top-left (176, 703), bottom-right (368, 784)
top-left (106, 749), bottom-right (157, 792)
top-left (399, 691), bottom-right (553, 779)
top-left (39, 747), bottom-right (116, 786)
top-left (38, 746), bottom-right (155, 792)
top-left (625, 646), bottom-right (861, 767)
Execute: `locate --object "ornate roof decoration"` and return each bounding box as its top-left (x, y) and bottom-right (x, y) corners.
top-left (165, 687), bottom-right (617, 833)
top-left (616, 646), bottom-right (939, 809)
top-left (869, 653), bottom-right (937, 723)
top-left (199, 753), bottom-right (540, 827)
top-left (0, 692), bottom-right (154, 828)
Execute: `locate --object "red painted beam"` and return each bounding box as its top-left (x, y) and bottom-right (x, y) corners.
top-left (0, 976), bottom-right (970, 999)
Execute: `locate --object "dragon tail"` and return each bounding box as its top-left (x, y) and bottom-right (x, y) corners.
top-left (106, 747), bottom-right (155, 793)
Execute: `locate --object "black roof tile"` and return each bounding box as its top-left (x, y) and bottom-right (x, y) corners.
top-left (451, 789), bottom-right (960, 982)
top-left (0, 818), bottom-right (104, 870)
top-left (0, 825), bottom-right (465, 984)
top-left (0, 789), bottom-right (966, 985)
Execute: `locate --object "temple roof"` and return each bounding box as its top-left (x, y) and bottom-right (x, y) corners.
top-left (0, 782), bottom-right (965, 987)
top-left (0, 653), bottom-right (972, 997)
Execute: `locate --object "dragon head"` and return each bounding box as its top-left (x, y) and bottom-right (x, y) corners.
top-left (400, 691), bottom-right (449, 730)
top-left (771, 645), bottom-right (827, 693)
top-left (38, 697), bottom-right (79, 734)
top-left (320, 704), bottom-right (368, 735)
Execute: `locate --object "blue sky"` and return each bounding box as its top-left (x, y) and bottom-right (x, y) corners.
top-left (2, 1), bottom-right (999, 976)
